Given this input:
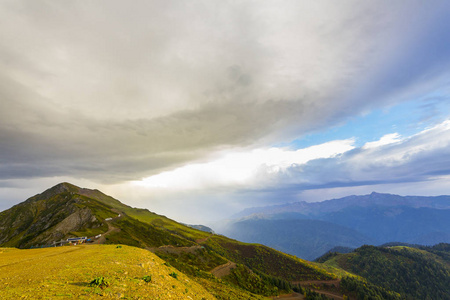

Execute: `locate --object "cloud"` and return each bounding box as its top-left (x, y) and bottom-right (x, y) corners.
top-left (275, 120), bottom-right (450, 191)
top-left (134, 139), bottom-right (355, 189)
top-left (114, 120), bottom-right (450, 221)
top-left (1, 1), bottom-right (450, 185)
top-left (362, 133), bottom-right (402, 149)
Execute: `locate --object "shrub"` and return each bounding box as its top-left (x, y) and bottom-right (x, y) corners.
top-left (89, 276), bottom-right (110, 289)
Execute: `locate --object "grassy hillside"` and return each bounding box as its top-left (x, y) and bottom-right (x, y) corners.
top-left (322, 245), bottom-right (450, 299)
top-left (0, 182), bottom-right (343, 299)
top-left (203, 234), bottom-right (335, 282)
top-left (0, 183), bottom-right (203, 249)
top-left (0, 244), bottom-right (215, 299)
top-left (71, 182), bottom-right (211, 242)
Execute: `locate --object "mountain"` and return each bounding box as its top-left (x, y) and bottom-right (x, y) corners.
top-left (0, 182), bottom-right (194, 249)
top-left (234, 192), bottom-right (450, 218)
top-left (0, 182), bottom-right (107, 248)
top-left (222, 192), bottom-right (450, 260)
top-left (224, 218), bottom-right (374, 261)
top-left (183, 223), bottom-right (215, 233)
top-left (0, 182), bottom-right (340, 299)
top-left (320, 244), bottom-right (450, 299)
top-left (318, 205), bottom-right (450, 245)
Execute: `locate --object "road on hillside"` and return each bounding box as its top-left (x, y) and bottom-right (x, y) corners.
top-left (91, 212), bottom-right (123, 244)
top-left (210, 261), bottom-right (237, 278)
top-left (292, 280), bottom-right (340, 286)
top-left (195, 233), bottom-right (214, 244)
top-left (148, 245), bottom-right (204, 254)
top-left (273, 292), bottom-right (304, 299)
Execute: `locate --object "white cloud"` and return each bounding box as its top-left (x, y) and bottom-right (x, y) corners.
top-left (134, 139), bottom-right (355, 190)
top-left (118, 121), bottom-right (450, 222)
top-left (362, 133), bottom-right (402, 149)
top-left (282, 119), bottom-right (450, 188)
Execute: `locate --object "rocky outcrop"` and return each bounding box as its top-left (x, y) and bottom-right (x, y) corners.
top-left (33, 207), bottom-right (100, 244)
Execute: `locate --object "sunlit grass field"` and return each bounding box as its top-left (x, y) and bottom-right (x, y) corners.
top-left (0, 244), bottom-right (214, 299)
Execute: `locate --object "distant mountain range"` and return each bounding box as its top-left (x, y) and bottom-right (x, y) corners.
top-left (234, 192), bottom-right (450, 217)
top-left (221, 192), bottom-right (450, 260)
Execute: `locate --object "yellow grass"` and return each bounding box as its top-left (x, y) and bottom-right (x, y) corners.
top-left (0, 245), bottom-right (215, 299)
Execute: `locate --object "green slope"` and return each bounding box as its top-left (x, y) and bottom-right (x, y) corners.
top-left (0, 244), bottom-right (216, 299)
top-left (0, 182), bottom-right (341, 299)
top-left (203, 234), bottom-right (335, 281)
top-left (322, 244), bottom-right (450, 299)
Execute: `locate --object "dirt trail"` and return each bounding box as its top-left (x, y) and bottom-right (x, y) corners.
top-left (314, 290), bottom-right (344, 300)
top-left (196, 233), bottom-right (213, 244)
top-left (290, 279), bottom-right (343, 300)
top-left (92, 218), bottom-right (121, 244)
top-left (148, 245), bottom-right (204, 254)
top-left (210, 261), bottom-right (237, 278)
top-left (273, 292), bottom-right (304, 299)
top-left (273, 288), bottom-right (342, 300)
top-left (292, 279), bottom-right (340, 286)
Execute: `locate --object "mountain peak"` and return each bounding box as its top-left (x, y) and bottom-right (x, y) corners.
top-left (368, 191), bottom-right (392, 197)
top-left (54, 182), bottom-right (81, 190)
top-left (32, 182), bottom-right (81, 201)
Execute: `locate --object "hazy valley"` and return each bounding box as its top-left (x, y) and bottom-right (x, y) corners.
top-left (221, 192), bottom-right (450, 260)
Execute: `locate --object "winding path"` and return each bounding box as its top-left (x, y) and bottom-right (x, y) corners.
top-left (91, 212), bottom-right (123, 244)
top-left (273, 292), bottom-right (304, 299)
top-left (210, 261), bottom-right (237, 278)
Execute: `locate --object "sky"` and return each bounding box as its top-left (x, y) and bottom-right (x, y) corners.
top-left (1, 1), bottom-right (450, 224)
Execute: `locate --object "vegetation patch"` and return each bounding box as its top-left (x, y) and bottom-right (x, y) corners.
top-left (327, 245), bottom-right (450, 299)
top-left (105, 217), bottom-right (194, 248)
top-left (340, 276), bottom-right (402, 300)
top-left (89, 276), bottom-right (110, 289)
top-left (204, 235), bottom-right (335, 281)
top-left (224, 264), bottom-right (281, 296)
